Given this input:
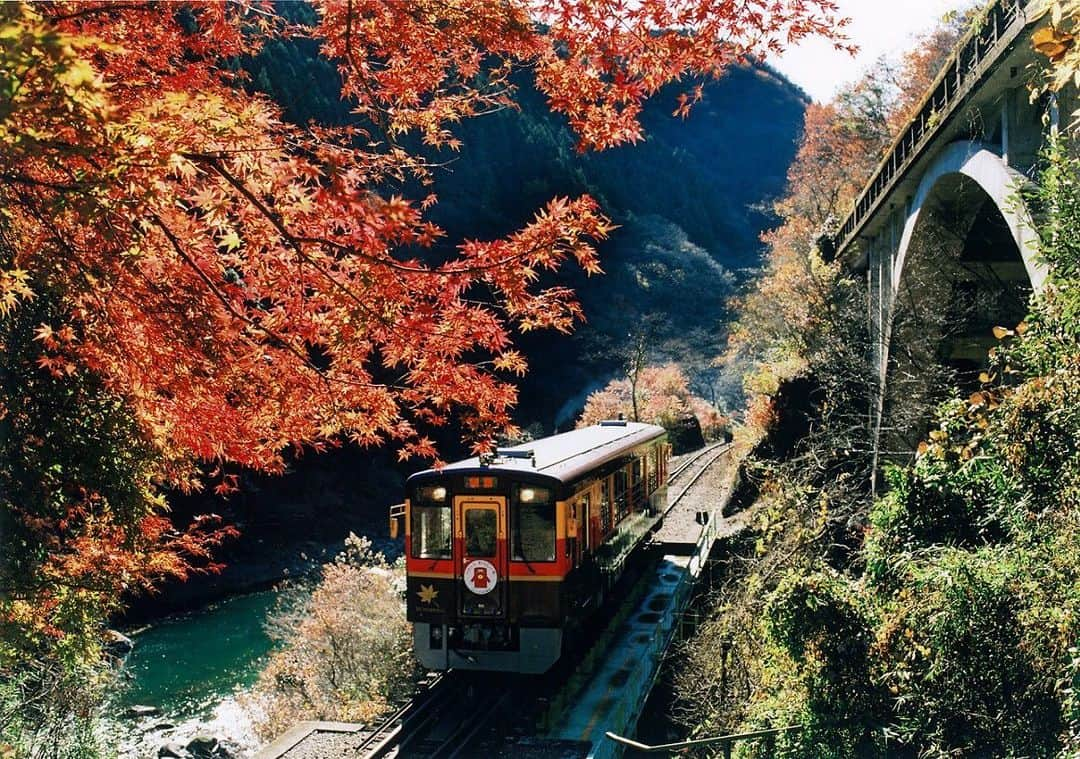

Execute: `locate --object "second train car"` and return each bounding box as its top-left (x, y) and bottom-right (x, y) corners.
top-left (396, 420), bottom-right (670, 673)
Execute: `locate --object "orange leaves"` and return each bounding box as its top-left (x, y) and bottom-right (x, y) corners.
top-left (577, 363), bottom-right (724, 433)
top-left (493, 350), bottom-right (527, 376)
top-left (0, 0), bottom-right (844, 642)
top-left (1033, 26), bottom-right (1076, 62)
top-left (314, 0), bottom-right (846, 152)
top-left (526, 0), bottom-right (847, 150)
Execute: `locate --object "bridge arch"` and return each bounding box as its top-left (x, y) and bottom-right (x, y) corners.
top-left (879, 142), bottom-right (1042, 458)
top-left (892, 141), bottom-right (1044, 294)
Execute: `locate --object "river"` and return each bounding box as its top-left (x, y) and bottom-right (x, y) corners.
top-left (101, 588), bottom-right (297, 758)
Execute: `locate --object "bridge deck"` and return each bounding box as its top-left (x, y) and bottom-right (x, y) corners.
top-left (835, 0), bottom-right (1037, 259)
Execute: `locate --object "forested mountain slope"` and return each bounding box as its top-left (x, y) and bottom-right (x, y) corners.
top-left (246, 25), bottom-right (808, 426)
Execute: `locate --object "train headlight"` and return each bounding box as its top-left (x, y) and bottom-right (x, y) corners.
top-left (432, 486), bottom-right (447, 502)
top-left (520, 487), bottom-right (535, 502)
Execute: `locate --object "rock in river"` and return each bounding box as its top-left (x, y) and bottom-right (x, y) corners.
top-left (186, 734), bottom-right (221, 757)
top-left (158, 742), bottom-right (191, 758)
top-left (103, 629), bottom-right (134, 657)
top-left (125, 704), bottom-right (160, 718)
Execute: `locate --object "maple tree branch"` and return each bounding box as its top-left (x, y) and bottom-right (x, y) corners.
top-left (147, 215), bottom-right (334, 380)
top-left (181, 152), bottom-right (522, 343)
top-left (342, 0), bottom-right (397, 147)
top-left (148, 216), bottom-right (413, 395)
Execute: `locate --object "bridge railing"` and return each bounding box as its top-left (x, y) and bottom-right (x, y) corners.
top-left (835, 0), bottom-right (1035, 258)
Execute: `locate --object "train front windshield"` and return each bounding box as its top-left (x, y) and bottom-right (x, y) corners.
top-left (464, 509), bottom-right (497, 557)
top-left (412, 486), bottom-right (451, 559)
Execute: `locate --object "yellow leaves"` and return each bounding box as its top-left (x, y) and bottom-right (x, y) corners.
top-left (993, 325), bottom-right (1014, 340)
top-left (493, 350), bottom-right (527, 376)
top-left (219, 230), bottom-right (242, 253)
top-left (0, 267), bottom-right (33, 317)
top-left (56, 59), bottom-right (99, 90)
top-left (32, 323), bottom-right (54, 345)
top-left (168, 153), bottom-right (198, 182)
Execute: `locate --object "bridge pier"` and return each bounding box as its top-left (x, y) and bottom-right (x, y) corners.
top-left (862, 138), bottom-right (1045, 478)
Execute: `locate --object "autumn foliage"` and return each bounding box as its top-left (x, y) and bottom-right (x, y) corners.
top-left (577, 364), bottom-right (729, 440)
top-left (0, 0), bottom-right (846, 750)
top-left (245, 536), bottom-right (415, 740)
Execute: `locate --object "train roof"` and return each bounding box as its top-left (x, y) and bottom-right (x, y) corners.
top-left (407, 421), bottom-right (666, 487)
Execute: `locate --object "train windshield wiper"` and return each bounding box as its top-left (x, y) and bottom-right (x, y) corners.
top-left (514, 536), bottom-right (537, 574)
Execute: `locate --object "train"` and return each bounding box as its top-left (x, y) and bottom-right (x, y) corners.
top-left (391, 420), bottom-right (670, 673)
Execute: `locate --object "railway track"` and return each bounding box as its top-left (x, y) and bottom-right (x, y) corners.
top-left (667, 441), bottom-right (729, 484)
top-left (664, 442), bottom-right (733, 516)
top-left (354, 672), bottom-right (511, 759)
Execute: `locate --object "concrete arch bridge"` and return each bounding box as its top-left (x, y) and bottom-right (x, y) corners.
top-left (830, 0), bottom-right (1077, 471)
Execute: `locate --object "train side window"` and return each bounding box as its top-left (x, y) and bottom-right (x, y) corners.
top-left (512, 486), bottom-right (555, 562)
top-left (571, 493), bottom-right (587, 562)
top-left (631, 456), bottom-right (643, 510)
top-left (648, 446), bottom-right (658, 493)
top-left (613, 469), bottom-right (628, 521)
top-left (465, 509), bottom-right (497, 557)
top-left (411, 501), bottom-right (452, 559)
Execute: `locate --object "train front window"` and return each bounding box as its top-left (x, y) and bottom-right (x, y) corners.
top-left (465, 509), bottom-right (497, 557)
top-left (512, 486), bottom-right (555, 562)
top-left (411, 486), bottom-right (451, 559)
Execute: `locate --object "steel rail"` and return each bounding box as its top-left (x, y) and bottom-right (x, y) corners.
top-left (438, 690), bottom-right (513, 759)
top-left (354, 672), bottom-right (452, 758)
top-left (667, 441), bottom-right (727, 484)
top-left (666, 444), bottom-right (732, 511)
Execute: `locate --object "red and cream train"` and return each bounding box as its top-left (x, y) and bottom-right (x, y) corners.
top-left (395, 421), bottom-right (669, 673)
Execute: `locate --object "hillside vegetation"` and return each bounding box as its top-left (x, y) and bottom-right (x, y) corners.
top-left (674, 4), bottom-right (1080, 756)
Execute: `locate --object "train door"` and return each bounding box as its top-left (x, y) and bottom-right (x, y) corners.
top-left (572, 493), bottom-right (589, 567)
top-left (454, 495), bottom-right (507, 618)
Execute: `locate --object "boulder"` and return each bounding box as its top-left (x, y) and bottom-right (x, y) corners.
top-left (103, 629), bottom-right (134, 657)
top-left (125, 704), bottom-right (160, 718)
top-left (666, 413), bottom-right (705, 455)
top-left (158, 742), bottom-right (191, 758)
top-left (185, 735), bottom-right (220, 758)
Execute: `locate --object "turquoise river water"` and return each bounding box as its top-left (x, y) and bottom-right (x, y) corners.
top-left (117, 591), bottom-right (280, 715)
top-left (104, 589), bottom-right (293, 758)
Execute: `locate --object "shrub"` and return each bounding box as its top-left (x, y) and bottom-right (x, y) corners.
top-left (245, 535), bottom-right (417, 740)
top-left (759, 568), bottom-right (887, 758)
top-left (876, 548), bottom-right (1060, 756)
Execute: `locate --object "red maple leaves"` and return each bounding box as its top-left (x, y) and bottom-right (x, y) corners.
top-left (4, 0), bottom-right (846, 482)
top-left (0, 1), bottom-right (845, 645)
